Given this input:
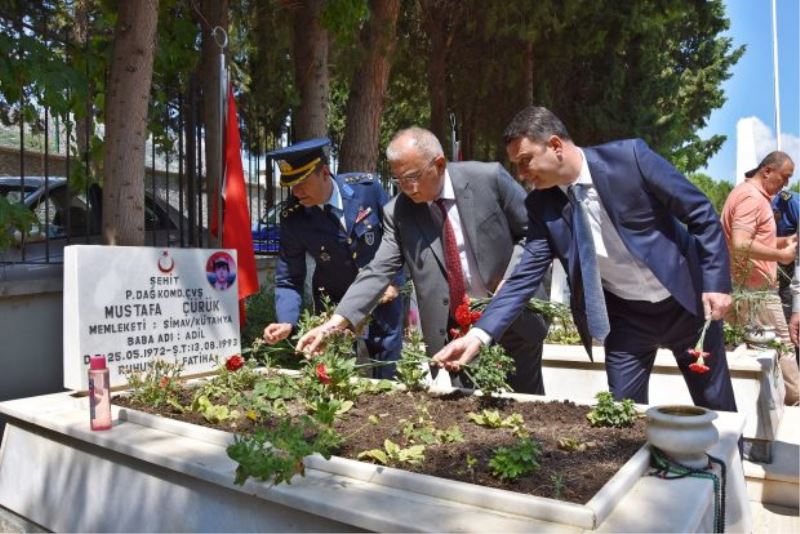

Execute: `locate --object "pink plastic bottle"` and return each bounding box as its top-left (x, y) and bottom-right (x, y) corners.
top-left (89, 356), bottom-right (112, 430)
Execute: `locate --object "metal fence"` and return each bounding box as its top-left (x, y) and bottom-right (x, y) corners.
top-left (0, 13), bottom-right (398, 275)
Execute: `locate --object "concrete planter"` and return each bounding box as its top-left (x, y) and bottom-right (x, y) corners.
top-left (0, 388), bottom-right (751, 532)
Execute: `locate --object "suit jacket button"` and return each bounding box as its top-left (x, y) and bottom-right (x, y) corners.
top-left (439, 328), bottom-right (445, 335)
top-left (347, 238), bottom-right (352, 244)
top-left (443, 298), bottom-right (449, 306)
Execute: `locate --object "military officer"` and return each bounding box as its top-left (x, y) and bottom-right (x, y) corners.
top-left (773, 189), bottom-right (799, 322)
top-left (262, 138), bottom-right (404, 378)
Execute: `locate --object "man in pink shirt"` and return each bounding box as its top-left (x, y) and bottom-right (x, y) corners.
top-left (721, 151), bottom-right (798, 404)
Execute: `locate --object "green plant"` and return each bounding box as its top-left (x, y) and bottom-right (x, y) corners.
top-left (488, 437), bottom-right (542, 481)
top-left (0, 196), bottom-right (36, 252)
top-left (462, 344), bottom-right (515, 397)
top-left (396, 328), bottom-right (430, 391)
top-left (551, 474), bottom-right (566, 499)
top-left (357, 439), bottom-right (426, 467)
top-left (557, 437), bottom-right (594, 452)
top-left (467, 410), bottom-right (524, 434)
top-left (586, 392), bottom-right (638, 428)
top-left (123, 359), bottom-right (185, 411)
top-left (399, 399), bottom-right (465, 445)
top-left (192, 395), bottom-right (240, 424)
top-left (227, 415), bottom-right (342, 486)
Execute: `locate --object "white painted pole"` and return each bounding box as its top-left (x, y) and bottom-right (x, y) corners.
top-left (771, 0), bottom-right (782, 150)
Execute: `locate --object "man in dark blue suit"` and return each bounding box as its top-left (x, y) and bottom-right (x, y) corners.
top-left (262, 138), bottom-right (404, 378)
top-left (434, 106), bottom-right (737, 412)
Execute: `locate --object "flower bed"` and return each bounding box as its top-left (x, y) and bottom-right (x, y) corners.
top-left (114, 344), bottom-right (645, 504)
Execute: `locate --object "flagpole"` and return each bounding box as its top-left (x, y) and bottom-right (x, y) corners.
top-left (213, 26), bottom-right (228, 243)
top-left (771, 0), bottom-right (782, 150)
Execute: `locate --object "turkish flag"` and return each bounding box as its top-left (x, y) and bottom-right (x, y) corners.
top-left (214, 84), bottom-right (259, 324)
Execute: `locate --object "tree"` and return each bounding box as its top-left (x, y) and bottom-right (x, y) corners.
top-left (688, 172), bottom-right (733, 215)
top-left (101, 0), bottom-right (159, 245)
top-left (291, 0), bottom-right (330, 139)
top-left (338, 0), bottom-right (400, 172)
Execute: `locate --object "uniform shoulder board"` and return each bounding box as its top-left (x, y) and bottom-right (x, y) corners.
top-left (343, 172), bottom-right (376, 185)
top-left (780, 190), bottom-right (792, 201)
top-left (280, 198), bottom-right (301, 219)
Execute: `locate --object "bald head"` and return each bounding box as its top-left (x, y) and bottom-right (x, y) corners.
top-left (386, 127), bottom-right (445, 162)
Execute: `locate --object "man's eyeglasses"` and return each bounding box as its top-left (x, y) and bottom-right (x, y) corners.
top-left (390, 157), bottom-right (437, 185)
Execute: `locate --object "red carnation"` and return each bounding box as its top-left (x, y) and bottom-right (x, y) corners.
top-left (316, 363), bottom-right (331, 385)
top-left (159, 376), bottom-right (170, 389)
top-left (455, 300), bottom-right (472, 328)
top-left (226, 355), bottom-right (244, 372)
top-left (689, 362), bottom-right (711, 374)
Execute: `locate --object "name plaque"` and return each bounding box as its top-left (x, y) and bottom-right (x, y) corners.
top-left (63, 245), bottom-right (241, 390)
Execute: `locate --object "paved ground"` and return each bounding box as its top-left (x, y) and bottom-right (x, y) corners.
top-left (0, 506), bottom-right (47, 533)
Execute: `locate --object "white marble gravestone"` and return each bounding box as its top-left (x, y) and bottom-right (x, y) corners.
top-left (63, 245), bottom-right (241, 390)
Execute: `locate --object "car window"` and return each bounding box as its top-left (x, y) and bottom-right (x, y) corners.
top-left (31, 188), bottom-right (92, 238)
top-left (0, 185), bottom-right (37, 203)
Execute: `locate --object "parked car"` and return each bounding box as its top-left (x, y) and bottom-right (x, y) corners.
top-left (251, 205), bottom-right (281, 254)
top-left (0, 176), bottom-right (200, 281)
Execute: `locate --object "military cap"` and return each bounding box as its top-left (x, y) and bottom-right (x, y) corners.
top-left (266, 138), bottom-right (330, 187)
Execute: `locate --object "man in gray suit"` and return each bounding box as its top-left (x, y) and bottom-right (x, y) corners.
top-left (296, 127), bottom-right (548, 393)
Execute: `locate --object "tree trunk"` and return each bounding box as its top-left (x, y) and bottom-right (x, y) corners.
top-left (199, 0), bottom-right (229, 246)
top-left (524, 40), bottom-right (534, 106)
top-left (101, 0), bottom-right (159, 246)
top-left (72, 0), bottom-right (93, 174)
top-left (292, 0), bottom-right (329, 139)
top-left (338, 0), bottom-right (400, 173)
top-left (420, 0), bottom-right (448, 144)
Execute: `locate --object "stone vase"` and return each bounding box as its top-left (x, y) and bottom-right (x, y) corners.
top-left (645, 405), bottom-right (719, 469)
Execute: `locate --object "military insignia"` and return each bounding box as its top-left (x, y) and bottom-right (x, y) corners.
top-left (355, 206), bottom-right (372, 224)
top-left (320, 252), bottom-right (331, 262)
top-left (781, 190), bottom-right (792, 201)
top-left (278, 160), bottom-right (292, 173)
top-left (344, 173), bottom-right (375, 184)
top-left (364, 231), bottom-right (375, 246)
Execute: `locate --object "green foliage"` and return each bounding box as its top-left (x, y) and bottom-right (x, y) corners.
top-left (242, 283), bottom-right (278, 348)
top-left (0, 195), bottom-right (36, 251)
top-left (399, 398), bottom-right (464, 445)
top-left (357, 439), bottom-right (426, 467)
top-left (463, 343), bottom-right (515, 397)
top-left (468, 410), bottom-right (524, 434)
top-left (227, 416), bottom-right (342, 486)
top-left (488, 437), bottom-right (542, 481)
top-left (557, 436), bottom-right (595, 452)
top-left (123, 359), bottom-right (185, 411)
top-left (551, 474), bottom-right (566, 499)
top-left (192, 394), bottom-right (239, 424)
top-left (688, 172), bottom-right (734, 215)
top-left (586, 392), bottom-right (637, 428)
top-left (396, 328), bottom-right (430, 391)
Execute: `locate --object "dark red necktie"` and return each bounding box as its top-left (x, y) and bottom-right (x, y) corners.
top-left (435, 198), bottom-right (466, 315)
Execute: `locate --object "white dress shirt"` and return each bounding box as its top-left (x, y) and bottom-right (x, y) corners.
top-left (430, 170), bottom-right (489, 299)
top-left (559, 149), bottom-right (670, 303)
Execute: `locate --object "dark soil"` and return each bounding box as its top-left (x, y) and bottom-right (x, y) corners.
top-left (114, 390), bottom-right (645, 504)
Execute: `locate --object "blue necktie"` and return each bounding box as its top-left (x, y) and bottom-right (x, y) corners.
top-left (568, 184), bottom-right (610, 342)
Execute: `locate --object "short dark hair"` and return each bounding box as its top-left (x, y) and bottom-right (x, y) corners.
top-left (744, 151), bottom-right (794, 178)
top-left (214, 259), bottom-right (229, 270)
top-left (503, 106), bottom-right (572, 145)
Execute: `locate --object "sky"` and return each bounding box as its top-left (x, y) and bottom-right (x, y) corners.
top-left (699, 0), bottom-right (800, 183)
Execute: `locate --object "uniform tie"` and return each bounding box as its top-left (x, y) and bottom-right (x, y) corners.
top-left (323, 204), bottom-right (344, 229)
top-left (568, 184), bottom-right (610, 342)
top-left (435, 198), bottom-right (467, 316)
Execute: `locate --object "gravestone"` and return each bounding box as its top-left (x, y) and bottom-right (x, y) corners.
top-left (63, 245), bottom-right (241, 390)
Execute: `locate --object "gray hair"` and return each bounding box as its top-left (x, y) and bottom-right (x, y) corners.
top-left (386, 127), bottom-right (444, 162)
